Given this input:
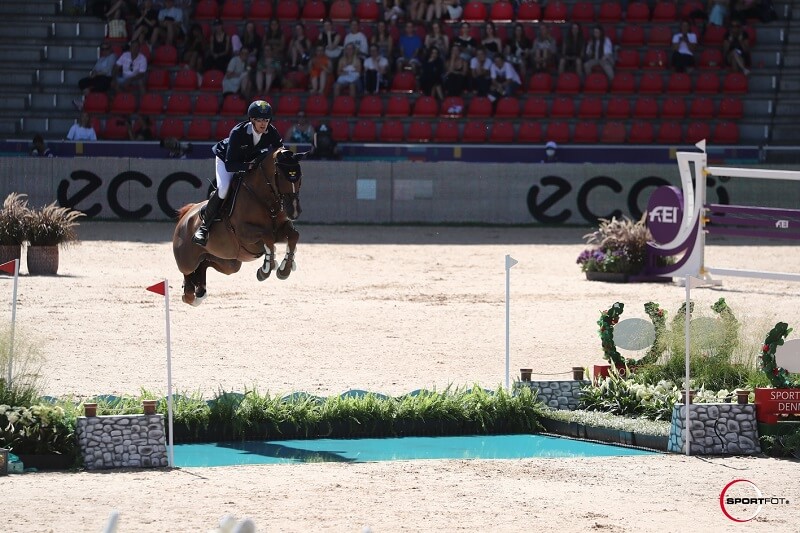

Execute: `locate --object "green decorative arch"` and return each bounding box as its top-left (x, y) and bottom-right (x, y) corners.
top-left (761, 322), bottom-right (800, 388)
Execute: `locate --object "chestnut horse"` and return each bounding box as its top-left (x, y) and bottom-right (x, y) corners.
top-left (172, 148), bottom-right (305, 305)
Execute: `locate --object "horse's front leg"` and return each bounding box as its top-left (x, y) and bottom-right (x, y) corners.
top-left (181, 274), bottom-right (197, 306)
top-left (276, 222), bottom-right (299, 280)
top-left (257, 242), bottom-right (277, 281)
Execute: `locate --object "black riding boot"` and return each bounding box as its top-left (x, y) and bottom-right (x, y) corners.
top-left (192, 192), bottom-right (223, 246)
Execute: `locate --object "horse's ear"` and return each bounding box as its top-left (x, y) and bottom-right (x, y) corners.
top-left (293, 151), bottom-right (310, 162)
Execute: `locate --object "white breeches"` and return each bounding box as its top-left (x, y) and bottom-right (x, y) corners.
top-left (215, 157), bottom-right (234, 199)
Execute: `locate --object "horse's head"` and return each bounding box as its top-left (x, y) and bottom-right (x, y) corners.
top-left (272, 148), bottom-right (306, 220)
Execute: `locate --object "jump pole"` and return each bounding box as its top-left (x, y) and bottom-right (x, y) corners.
top-left (0, 259), bottom-right (19, 384)
top-left (504, 255), bottom-right (518, 390)
top-left (146, 279), bottom-right (175, 467)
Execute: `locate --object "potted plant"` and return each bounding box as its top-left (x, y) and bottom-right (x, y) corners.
top-left (576, 214), bottom-right (651, 282)
top-left (0, 193), bottom-right (32, 268)
top-left (26, 203), bottom-right (84, 275)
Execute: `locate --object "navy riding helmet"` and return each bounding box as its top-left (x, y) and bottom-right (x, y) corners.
top-left (247, 100), bottom-right (273, 120)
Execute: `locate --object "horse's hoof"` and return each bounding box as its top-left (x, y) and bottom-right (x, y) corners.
top-left (182, 294), bottom-right (195, 305)
top-left (191, 292), bottom-right (206, 306)
top-left (257, 267), bottom-right (271, 281)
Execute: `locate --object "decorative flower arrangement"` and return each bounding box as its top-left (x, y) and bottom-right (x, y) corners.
top-left (0, 193), bottom-right (32, 246)
top-left (598, 301), bottom-right (667, 368)
top-left (0, 403), bottom-right (77, 455)
top-left (577, 215), bottom-right (652, 274)
top-left (598, 302), bottom-right (626, 367)
top-left (26, 203), bottom-right (84, 247)
top-left (760, 322), bottom-right (800, 388)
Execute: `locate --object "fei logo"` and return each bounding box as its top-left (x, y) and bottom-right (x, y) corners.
top-left (648, 206), bottom-right (679, 224)
top-left (719, 479), bottom-right (790, 522)
top-left (646, 185), bottom-right (684, 245)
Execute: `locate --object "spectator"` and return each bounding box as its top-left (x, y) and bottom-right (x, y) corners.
top-left (318, 19), bottom-right (343, 62)
top-left (397, 22), bottom-right (423, 73)
top-left (709, 0), bottom-right (730, 26)
top-left (74, 41), bottom-right (117, 110)
top-left (419, 46), bottom-right (444, 100)
top-left (731, 0), bottom-right (762, 22)
top-left (152, 0), bottom-right (184, 47)
top-left (443, 44), bottom-right (468, 97)
top-left (222, 47), bottom-right (252, 97)
top-left (371, 21), bottom-right (394, 66)
top-left (128, 115), bottom-right (155, 140)
top-left (723, 19), bottom-right (751, 75)
top-left (287, 23), bottom-right (312, 71)
top-left (101, 0), bottom-right (136, 21)
top-left (407, 0), bottom-right (426, 22)
top-left (264, 19), bottom-right (286, 62)
top-left (363, 44), bottom-right (389, 94)
top-left (182, 23), bottom-right (207, 72)
top-left (310, 122), bottom-right (340, 160)
top-left (384, 0), bottom-right (405, 25)
top-left (453, 22), bottom-right (478, 61)
top-left (440, 0), bottom-right (463, 22)
top-left (67, 112), bottom-right (98, 141)
top-left (333, 43), bottom-right (362, 97)
top-left (207, 20), bottom-right (232, 72)
top-left (255, 43), bottom-right (282, 93)
top-left (481, 22), bottom-right (503, 59)
top-left (469, 47), bottom-right (492, 96)
top-left (559, 22), bottom-right (585, 78)
top-left (130, 0), bottom-right (158, 45)
top-left (505, 23), bottom-right (532, 80)
top-left (424, 20), bottom-right (450, 58)
top-left (240, 21), bottom-right (262, 66)
top-left (30, 134), bottom-right (53, 157)
top-left (285, 111), bottom-right (315, 143)
top-left (113, 40), bottom-right (148, 94)
top-left (344, 19), bottom-right (369, 58)
top-left (308, 45), bottom-right (332, 94)
top-left (542, 141), bottom-right (559, 163)
top-left (488, 54), bottom-right (521, 101)
top-left (532, 25), bottom-right (556, 73)
top-left (583, 25), bottom-right (615, 81)
top-left (671, 20), bottom-right (698, 73)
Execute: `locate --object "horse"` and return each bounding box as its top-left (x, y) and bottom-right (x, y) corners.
top-left (172, 147), bottom-right (305, 305)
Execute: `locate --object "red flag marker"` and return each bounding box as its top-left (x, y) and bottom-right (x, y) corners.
top-left (0, 260), bottom-right (16, 274)
top-left (146, 281), bottom-right (166, 295)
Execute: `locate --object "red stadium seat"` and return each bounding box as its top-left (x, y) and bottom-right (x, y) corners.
top-left (159, 117), bottom-right (185, 140)
top-left (573, 121), bottom-right (599, 143)
top-left (682, 1), bottom-right (705, 20)
top-left (688, 96), bottom-right (714, 119)
top-left (527, 72), bottom-right (553, 93)
top-left (249, 0), bottom-right (273, 19)
top-left (102, 117), bottom-right (129, 140)
top-left (330, 95), bottom-right (356, 117)
top-left (620, 25), bottom-right (645, 46)
top-left (356, 0), bottom-right (380, 21)
top-left (642, 49), bottom-right (668, 69)
top-left (152, 45), bottom-right (178, 67)
top-left (110, 92), bottom-right (137, 114)
top-left (412, 95), bottom-right (439, 117)
top-left (550, 96), bottom-right (575, 118)
top-left (598, 1), bottom-right (622, 22)
top-left (463, 1), bottom-right (488, 22)
top-left (303, 94), bottom-right (329, 116)
top-left (555, 72), bottom-right (580, 94)
top-left (647, 24), bottom-right (673, 46)
top-left (570, 1), bottom-right (595, 22)
top-left (638, 72), bottom-right (664, 94)
top-left (214, 118), bottom-right (238, 139)
top-left (139, 93), bottom-right (164, 115)
top-left (276, 0), bottom-right (300, 20)
top-left (221, 93), bottom-right (247, 115)
top-left (610, 72), bottom-right (636, 93)
top-left (625, 2), bottom-right (650, 22)
top-left (301, 0), bottom-right (327, 21)
top-left (433, 121), bottom-right (459, 143)
top-left (606, 96), bottom-right (631, 118)
top-left (440, 96), bottom-right (465, 118)
top-left (713, 121), bottom-right (740, 144)
top-left (165, 93), bottom-right (192, 115)
top-left (282, 70), bottom-right (309, 92)
top-left (667, 72), bottom-right (692, 94)
top-left (391, 71), bottom-right (417, 93)
top-left (146, 70), bottom-right (170, 91)
top-left (633, 96), bottom-right (659, 119)
top-left (660, 96), bottom-right (686, 119)
top-left (616, 49), bottom-right (640, 70)
top-left (462, 121), bottom-right (489, 143)
top-left (276, 94), bottom-right (301, 115)
top-left (385, 95), bottom-right (411, 117)
top-left (545, 121), bottom-right (570, 143)
top-left (490, 0), bottom-right (514, 22)
top-left (329, 119), bottom-right (351, 141)
top-left (516, 1), bottom-right (542, 22)
top-left (522, 96), bottom-right (547, 118)
top-left (583, 72), bottom-right (609, 93)
top-left (698, 48), bottom-right (723, 69)
top-left (357, 95), bottom-right (383, 117)
top-left (718, 97), bottom-right (743, 119)
top-left (271, 119), bottom-right (291, 138)
top-left (379, 119), bottom-right (404, 142)
top-left (489, 121), bottom-right (515, 143)
top-left (186, 118), bottom-right (212, 141)
top-left (629, 121), bottom-right (655, 143)
top-left (517, 121), bottom-right (543, 143)
top-left (723, 72), bottom-right (748, 94)
top-left (577, 96), bottom-right (603, 119)
top-left (656, 121), bottom-right (683, 144)
top-left (200, 70), bottom-right (224, 91)
top-left (695, 72), bottom-right (720, 94)
top-left (652, 1), bottom-right (677, 21)
top-left (221, 0), bottom-right (245, 20)
top-left (686, 121), bottom-right (711, 144)
top-left (83, 92), bottom-right (108, 113)
top-left (495, 97), bottom-right (520, 118)
top-left (600, 121), bottom-right (627, 143)
top-left (543, 0), bottom-right (568, 21)
top-left (407, 121), bottom-right (433, 142)
top-left (351, 119), bottom-right (377, 142)
top-left (467, 96), bottom-right (493, 118)
top-left (194, 0), bottom-right (219, 20)
top-left (328, 0), bottom-right (353, 22)
top-left (194, 93), bottom-right (219, 115)
top-left (702, 25), bottom-right (727, 46)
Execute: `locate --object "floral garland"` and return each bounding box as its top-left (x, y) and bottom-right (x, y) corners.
top-left (760, 322), bottom-right (800, 388)
top-left (711, 298), bottom-right (739, 358)
top-left (598, 302), bottom-right (669, 368)
top-left (640, 302), bottom-right (667, 366)
top-left (598, 302), bottom-right (625, 367)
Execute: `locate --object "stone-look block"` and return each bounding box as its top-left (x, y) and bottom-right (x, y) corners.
top-left (518, 380), bottom-right (589, 411)
top-left (76, 414), bottom-right (168, 470)
top-left (668, 404), bottom-right (761, 455)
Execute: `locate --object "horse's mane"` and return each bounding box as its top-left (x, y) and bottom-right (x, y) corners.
top-left (176, 204), bottom-right (195, 221)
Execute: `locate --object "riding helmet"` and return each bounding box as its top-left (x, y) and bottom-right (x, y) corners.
top-left (247, 100), bottom-right (273, 120)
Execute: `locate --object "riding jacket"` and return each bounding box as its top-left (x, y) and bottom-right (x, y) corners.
top-left (212, 121), bottom-right (284, 172)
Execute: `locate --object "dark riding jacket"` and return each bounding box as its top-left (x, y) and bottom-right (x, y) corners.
top-left (212, 121), bottom-right (284, 172)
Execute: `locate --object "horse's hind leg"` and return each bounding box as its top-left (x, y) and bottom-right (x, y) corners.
top-left (257, 243), bottom-right (276, 281)
top-left (181, 268), bottom-right (206, 306)
top-left (276, 222), bottom-right (299, 280)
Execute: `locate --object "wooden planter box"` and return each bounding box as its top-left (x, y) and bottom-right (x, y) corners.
top-left (585, 271), bottom-right (629, 283)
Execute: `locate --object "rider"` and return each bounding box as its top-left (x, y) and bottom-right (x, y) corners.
top-left (192, 99), bottom-right (285, 246)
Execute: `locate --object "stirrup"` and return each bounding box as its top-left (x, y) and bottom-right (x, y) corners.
top-left (192, 226), bottom-right (209, 246)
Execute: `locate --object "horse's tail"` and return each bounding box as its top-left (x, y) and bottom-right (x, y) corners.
top-left (176, 203), bottom-right (196, 221)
